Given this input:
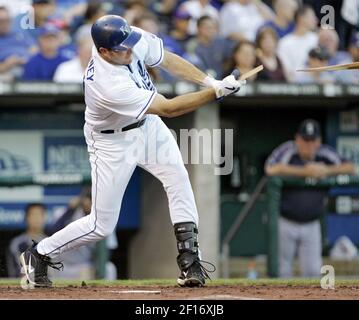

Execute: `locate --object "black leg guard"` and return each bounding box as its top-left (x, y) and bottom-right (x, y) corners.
top-left (174, 222), bottom-right (199, 271)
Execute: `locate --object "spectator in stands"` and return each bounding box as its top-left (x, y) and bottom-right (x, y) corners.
top-left (295, 47), bottom-right (335, 84)
top-left (185, 15), bottom-right (233, 78)
top-left (179, 0), bottom-right (219, 35)
top-left (54, 32), bottom-right (92, 83)
top-left (13, 0), bottom-right (56, 45)
top-left (22, 24), bottom-right (69, 80)
top-left (72, 0), bottom-right (107, 40)
top-left (48, 191), bottom-right (118, 280)
top-left (318, 28), bottom-right (354, 84)
top-left (259, 0), bottom-right (297, 39)
top-left (255, 26), bottom-right (286, 81)
top-left (123, 0), bottom-right (147, 25)
top-left (0, 6), bottom-right (36, 81)
top-left (163, 8), bottom-right (192, 57)
top-left (318, 28), bottom-right (351, 66)
top-left (48, 193), bottom-right (95, 279)
top-left (7, 203), bottom-right (47, 278)
top-left (55, 0), bottom-right (87, 27)
top-left (265, 119), bottom-right (355, 278)
top-left (226, 41), bottom-right (257, 82)
top-left (277, 5), bottom-right (318, 82)
top-left (219, 0), bottom-right (274, 42)
top-left (348, 31), bottom-right (359, 84)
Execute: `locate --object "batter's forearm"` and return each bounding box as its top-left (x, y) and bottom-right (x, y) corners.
top-left (160, 51), bottom-right (209, 85)
top-left (166, 88), bottom-right (216, 117)
top-left (147, 89), bottom-right (216, 118)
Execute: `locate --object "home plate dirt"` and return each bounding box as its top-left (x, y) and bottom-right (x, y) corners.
top-left (0, 284), bottom-right (358, 300)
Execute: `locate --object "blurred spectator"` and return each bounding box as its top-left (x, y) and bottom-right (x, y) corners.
top-left (226, 41), bottom-right (257, 81)
top-left (255, 26), bottom-right (286, 81)
top-left (55, 0), bottom-right (87, 26)
top-left (163, 8), bottom-right (192, 57)
top-left (22, 24), bottom-right (69, 80)
top-left (149, 0), bottom-right (177, 20)
top-left (48, 193), bottom-right (95, 279)
top-left (123, 0), bottom-right (147, 25)
top-left (348, 31), bottom-right (359, 84)
top-left (339, 0), bottom-right (359, 49)
top-left (265, 119), bottom-right (355, 278)
top-left (13, 0), bottom-right (56, 45)
top-left (7, 203), bottom-right (47, 278)
top-left (349, 31), bottom-right (359, 63)
top-left (318, 28), bottom-right (352, 66)
top-left (185, 15), bottom-right (233, 78)
top-left (295, 47), bottom-right (335, 84)
top-left (219, 0), bottom-right (274, 42)
top-left (179, 0), bottom-right (219, 35)
top-left (0, 0), bottom-right (31, 17)
top-left (72, 0), bottom-right (107, 39)
top-left (0, 6), bottom-right (36, 81)
top-left (49, 192), bottom-right (118, 280)
top-left (54, 33), bottom-right (92, 82)
top-left (277, 5), bottom-right (318, 82)
top-left (259, 0), bottom-right (297, 38)
top-left (318, 28), bottom-right (354, 84)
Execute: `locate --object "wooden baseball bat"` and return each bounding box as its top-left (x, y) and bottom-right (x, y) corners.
top-left (297, 61), bottom-right (359, 72)
top-left (239, 65), bottom-right (264, 80)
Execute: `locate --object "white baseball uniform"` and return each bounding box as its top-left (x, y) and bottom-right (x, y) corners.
top-left (36, 27), bottom-right (199, 259)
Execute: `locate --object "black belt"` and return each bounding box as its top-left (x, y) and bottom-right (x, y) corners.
top-left (100, 119), bottom-right (146, 134)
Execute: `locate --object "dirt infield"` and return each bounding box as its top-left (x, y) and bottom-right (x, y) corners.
top-left (0, 282), bottom-right (359, 300)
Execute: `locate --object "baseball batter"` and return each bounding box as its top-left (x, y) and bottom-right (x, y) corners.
top-left (20, 15), bottom-right (245, 288)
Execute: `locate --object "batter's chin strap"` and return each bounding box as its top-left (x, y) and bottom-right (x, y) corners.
top-left (174, 222), bottom-right (216, 276)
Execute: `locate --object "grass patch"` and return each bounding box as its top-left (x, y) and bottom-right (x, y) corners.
top-left (1, 278), bottom-right (359, 287)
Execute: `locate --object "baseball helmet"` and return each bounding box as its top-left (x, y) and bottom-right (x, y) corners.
top-left (91, 15), bottom-right (142, 51)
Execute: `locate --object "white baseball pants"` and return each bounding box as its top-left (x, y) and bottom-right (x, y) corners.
top-left (37, 115), bottom-right (199, 258)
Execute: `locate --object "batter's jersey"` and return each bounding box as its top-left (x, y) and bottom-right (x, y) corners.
top-left (83, 27), bottom-right (164, 130)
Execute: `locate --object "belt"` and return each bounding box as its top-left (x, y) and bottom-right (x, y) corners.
top-left (100, 119), bottom-right (146, 134)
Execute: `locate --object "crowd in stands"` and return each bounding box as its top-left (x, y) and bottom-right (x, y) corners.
top-left (0, 0), bottom-right (358, 84)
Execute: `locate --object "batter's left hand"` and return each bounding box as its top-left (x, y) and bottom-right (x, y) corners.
top-left (203, 74), bottom-right (246, 99)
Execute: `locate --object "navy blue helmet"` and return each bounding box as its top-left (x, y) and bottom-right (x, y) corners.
top-left (91, 15), bottom-right (142, 51)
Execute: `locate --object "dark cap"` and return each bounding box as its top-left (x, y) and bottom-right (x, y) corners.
top-left (174, 8), bottom-right (191, 20)
top-left (38, 24), bottom-right (60, 37)
top-left (309, 47), bottom-right (331, 61)
top-left (349, 31), bottom-right (359, 47)
top-left (32, 0), bottom-right (52, 4)
top-left (297, 119), bottom-right (321, 140)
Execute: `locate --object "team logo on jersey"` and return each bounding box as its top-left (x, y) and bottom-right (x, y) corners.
top-left (86, 59), bottom-right (95, 81)
top-left (119, 25), bottom-right (131, 36)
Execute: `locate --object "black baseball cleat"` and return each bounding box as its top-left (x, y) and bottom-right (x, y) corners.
top-left (177, 259), bottom-right (216, 287)
top-left (19, 241), bottom-right (63, 288)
